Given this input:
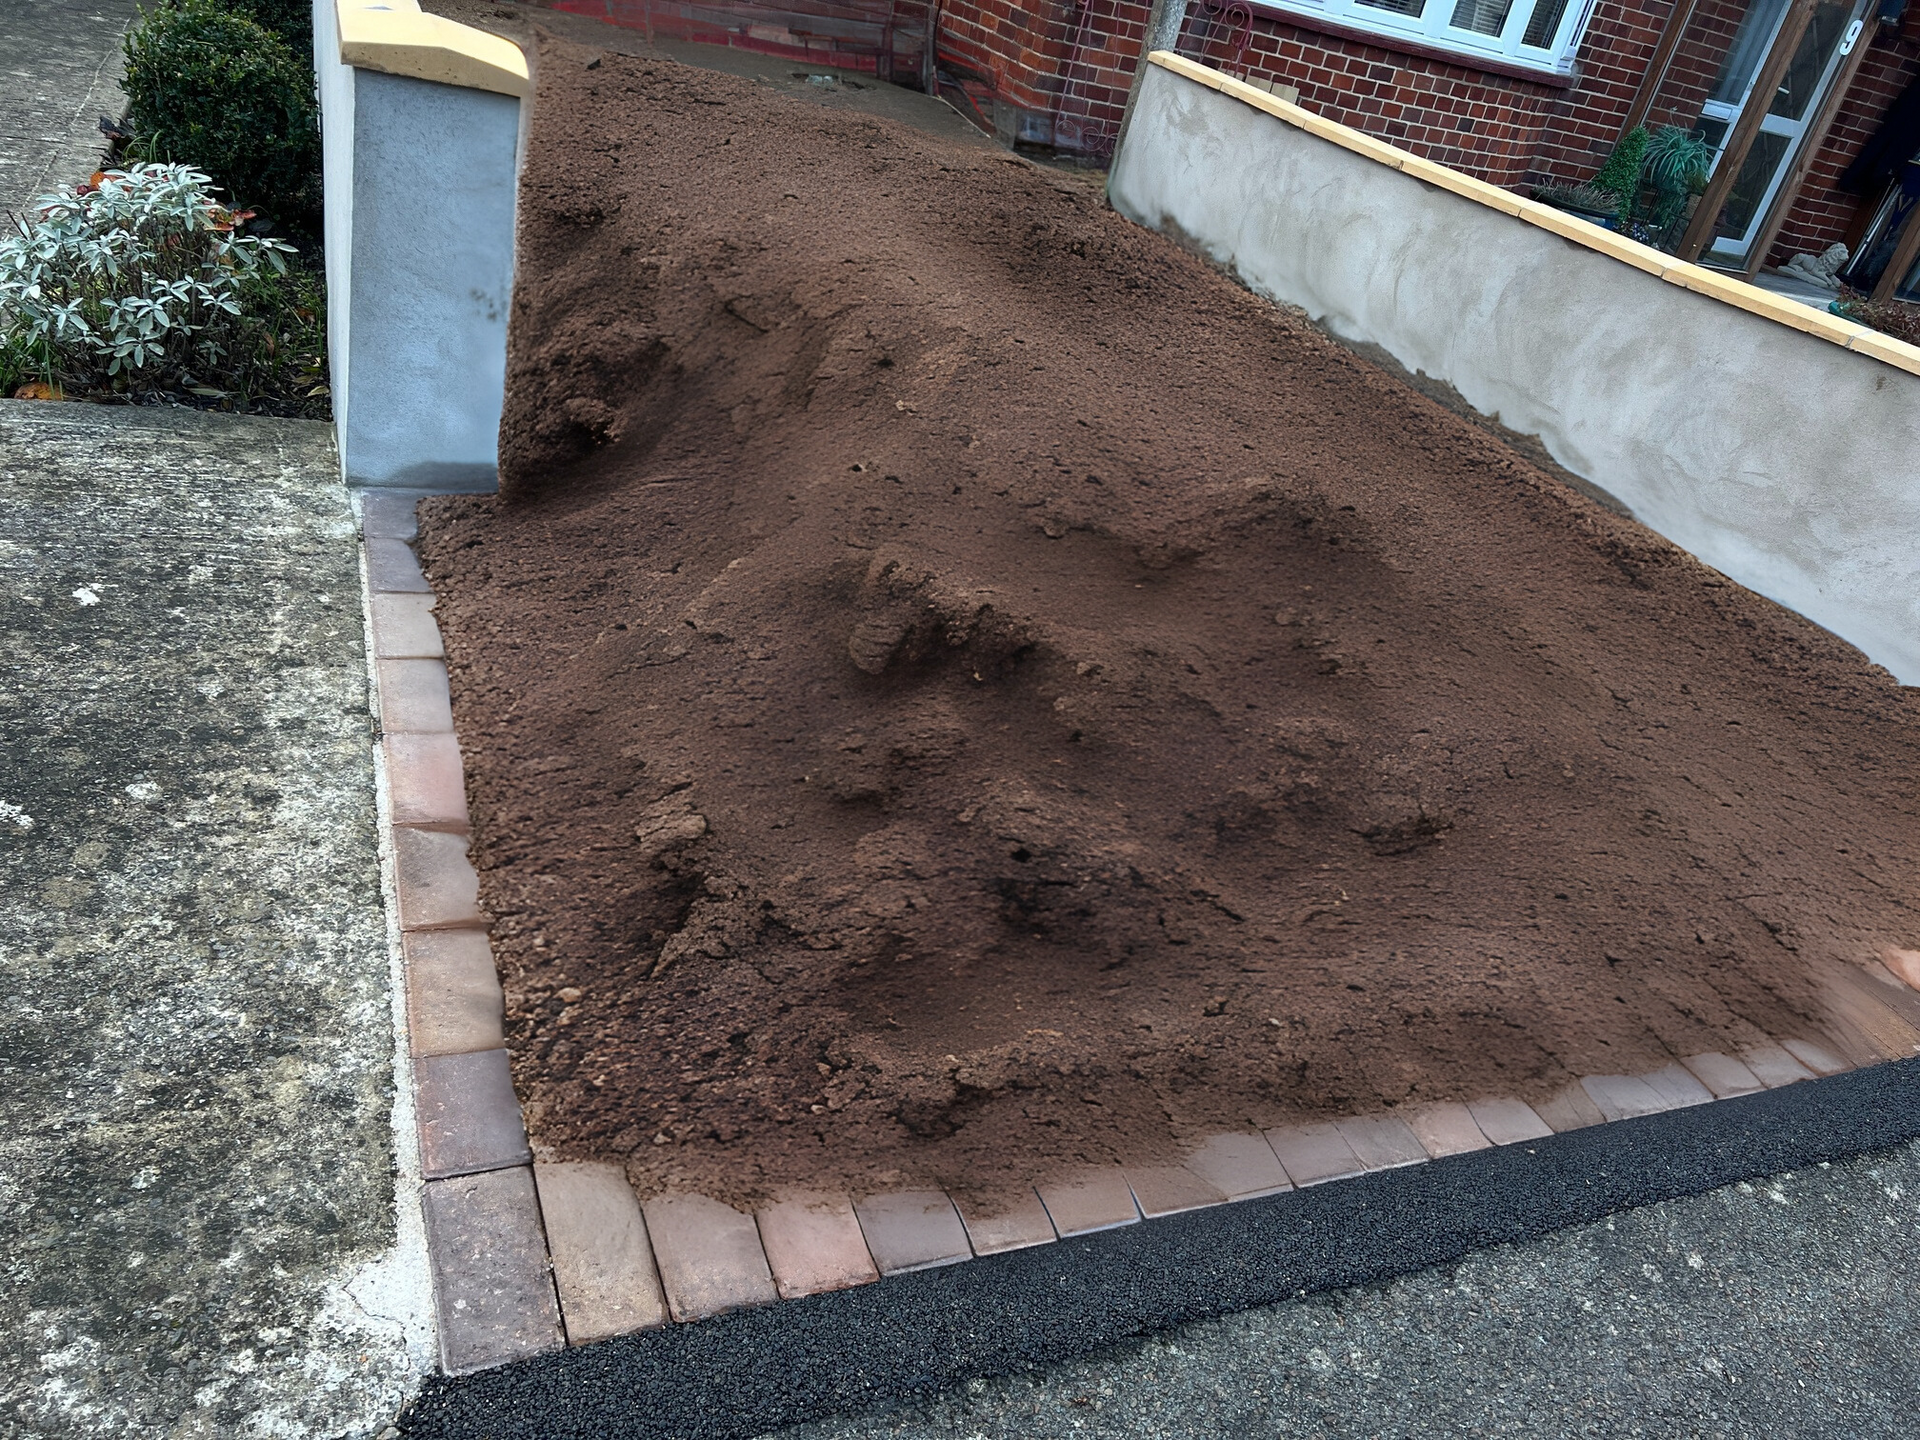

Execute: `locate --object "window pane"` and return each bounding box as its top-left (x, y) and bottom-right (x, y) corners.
top-left (1521, 0), bottom-right (1572, 46)
top-left (1718, 128), bottom-right (1791, 236)
top-left (1451, 0), bottom-right (1515, 34)
top-left (1355, 0), bottom-right (1427, 17)
top-left (1709, 0), bottom-right (1792, 106)
top-left (1770, 1), bottom-right (1852, 121)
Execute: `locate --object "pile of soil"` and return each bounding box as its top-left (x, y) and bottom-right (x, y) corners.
top-left (416, 34), bottom-right (1920, 1199)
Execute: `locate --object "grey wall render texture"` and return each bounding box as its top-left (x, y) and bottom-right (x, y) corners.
top-left (0, 402), bottom-right (428, 1437)
top-left (317, 5), bottom-right (520, 492)
top-left (1108, 63), bottom-right (1920, 684)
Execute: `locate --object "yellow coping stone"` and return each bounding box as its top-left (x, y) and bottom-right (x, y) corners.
top-left (1664, 262), bottom-right (1866, 343)
top-left (1148, 47), bottom-right (1914, 378)
top-left (1396, 153), bottom-right (1520, 215)
top-left (1847, 327), bottom-right (1920, 376)
top-left (1217, 73), bottom-right (1311, 130)
top-left (1516, 200), bottom-right (1668, 277)
top-left (336, 0), bottom-right (529, 98)
top-left (1149, 50), bottom-right (1225, 93)
top-left (1298, 112), bottom-right (1408, 172)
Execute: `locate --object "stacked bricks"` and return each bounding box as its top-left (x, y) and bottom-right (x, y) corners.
top-left (929, 0), bottom-right (1919, 263)
top-left (1769, 14), bottom-right (1920, 267)
top-left (364, 491), bottom-right (566, 1374)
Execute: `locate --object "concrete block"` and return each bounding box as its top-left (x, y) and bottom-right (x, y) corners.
top-left (1782, 1038), bottom-right (1852, 1076)
top-left (377, 657), bottom-right (455, 734)
top-left (404, 929), bottom-right (504, 1056)
top-left (1466, 1097), bottom-right (1554, 1145)
top-left (1741, 1042), bottom-right (1816, 1087)
top-left (422, 1166), bottom-right (563, 1373)
top-left (1533, 1081), bottom-right (1608, 1132)
top-left (1405, 1102), bottom-right (1493, 1156)
top-left (1642, 1063), bottom-right (1716, 1110)
top-left (1036, 1168), bottom-right (1141, 1237)
top-left (755, 1191), bottom-right (881, 1297)
top-left (1265, 1122), bottom-right (1367, 1185)
top-left (384, 731), bottom-right (470, 831)
top-left (1826, 966), bottom-right (1920, 1060)
top-left (1125, 1165), bottom-right (1228, 1219)
top-left (642, 1193), bottom-right (777, 1320)
top-left (367, 535), bottom-right (432, 592)
top-left (1680, 1052), bottom-right (1765, 1098)
top-left (1581, 1074), bottom-right (1673, 1121)
top-left (393, 826), bottom-right (486, 930)
top-left (534, 1161), bottom-right (669, 1344)
top-left (370, 591), bottom-right (444, 659)
top-left (358, 488), bottom-right (427, 541)
top-left (852, 1190), bottom-right (973, 1274)
top-left (1335, 1113), bottom-right (1429, 1169)
top-left (1882, 947), bottom-right (1920, 990)
top-left (416, 1048), bottom-right (530, 1179)
top-left (1182, 1132), bottom-right (1292, 1199)
top-left (951, 1186), bottom-right (1057, 1255)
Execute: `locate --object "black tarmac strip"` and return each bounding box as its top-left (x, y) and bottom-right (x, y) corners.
top-left (399, 1057), bottom-right (1920, 1439)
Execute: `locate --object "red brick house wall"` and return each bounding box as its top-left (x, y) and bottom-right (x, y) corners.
top-left (1773, 18), bottom-right (1920, 261)
top-left (932, 0), bottom-right (1920, 268)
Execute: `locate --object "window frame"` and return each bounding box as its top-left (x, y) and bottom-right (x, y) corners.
top-left (1252, 0), bottom-right (1601, 76)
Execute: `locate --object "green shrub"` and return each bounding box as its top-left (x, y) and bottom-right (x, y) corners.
top-left (0, 163), bottom-right (327, 416)
top-left (123, 0), bottom-right (320, 232)
top-left (210, 0), bottom-right (314, 59)
top-left (1593, 126), bottom-right (1650, 211)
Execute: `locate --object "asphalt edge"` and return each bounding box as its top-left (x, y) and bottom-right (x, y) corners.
top-left (394, 1054), bottom-right (1920, 1440)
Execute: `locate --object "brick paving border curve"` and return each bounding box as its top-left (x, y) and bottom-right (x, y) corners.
top-left (354, 489), bottom-right (1920, 1392)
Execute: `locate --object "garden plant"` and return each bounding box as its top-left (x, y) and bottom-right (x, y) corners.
top-left (122, 0), bottom-right (322, 235)
top-left (0, 164), bottom-right (327, 415)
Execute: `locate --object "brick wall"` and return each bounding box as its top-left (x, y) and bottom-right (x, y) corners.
top-left (1770, 16), bottom-right (1920, 265)
top-left (1233, 15), bottom-right (1565, 185)
top-left (934, 0), bottom-right (1920, 267)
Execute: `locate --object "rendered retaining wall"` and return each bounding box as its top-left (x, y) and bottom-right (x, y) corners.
top-left (316, 0), bottom-right (527, 492)
top-left (1109, 52), bottom-right (1920, 684)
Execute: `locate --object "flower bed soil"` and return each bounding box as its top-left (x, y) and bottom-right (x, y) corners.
top-left (415, 33), bottom-right (1920, 1200)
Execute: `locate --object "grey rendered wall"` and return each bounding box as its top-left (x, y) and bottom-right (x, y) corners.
top-left (1109, 62), bottom-right (1920, 684)
top-left (315, 0), bottom-right (355, 451)
top-left (315, 36), bottom-right (520, 491)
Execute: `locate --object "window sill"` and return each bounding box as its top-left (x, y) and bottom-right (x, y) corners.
top-left (1243, 2), bottom-right (1583, 88)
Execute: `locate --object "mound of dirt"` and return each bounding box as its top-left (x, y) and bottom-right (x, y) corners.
top-left (415, 34), bottom-right (1920, 1199)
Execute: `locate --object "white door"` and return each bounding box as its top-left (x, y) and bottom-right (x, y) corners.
top-left (1695, 0), bottom-right (1869, 263)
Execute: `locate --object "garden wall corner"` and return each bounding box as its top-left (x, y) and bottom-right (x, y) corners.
top-left (1109, 52), bottom-right (1920, 685)
top-left (317, 0), bottom-right (526, 492)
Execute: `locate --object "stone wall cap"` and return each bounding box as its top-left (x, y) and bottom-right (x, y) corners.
top-left (337, 0), bottom-right (529, 98)
top-left (1144, 50), bottom-right (1920, 380)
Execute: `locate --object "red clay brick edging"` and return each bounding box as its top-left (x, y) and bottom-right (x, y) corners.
top-left (357, 492), bottom-right (1920, 1376)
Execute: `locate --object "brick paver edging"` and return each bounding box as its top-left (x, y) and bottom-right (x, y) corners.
top-left (357, 494), bottom-right (1920, 1379)
top-left (402, 1053), bottom-right (1920, 1439)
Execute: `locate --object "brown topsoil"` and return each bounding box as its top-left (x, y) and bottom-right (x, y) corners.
top-left (415, 33), bottom-right (1920, 1201)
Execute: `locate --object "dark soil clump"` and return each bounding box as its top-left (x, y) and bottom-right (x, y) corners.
top-left (415, 34), bottom-right (1920, 1199)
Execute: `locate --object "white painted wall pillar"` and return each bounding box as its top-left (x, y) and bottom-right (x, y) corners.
top-left (314, 1), bottom-right (529, 491)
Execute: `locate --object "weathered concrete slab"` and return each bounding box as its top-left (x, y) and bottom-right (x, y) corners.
top-left (0, 0), bottom-right (137, 215)
top-left (0, 401), bottom-right (429, 1437)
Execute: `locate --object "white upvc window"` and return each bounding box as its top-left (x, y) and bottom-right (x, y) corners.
top-left (1259, 0), bottom-right (1600, 76)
